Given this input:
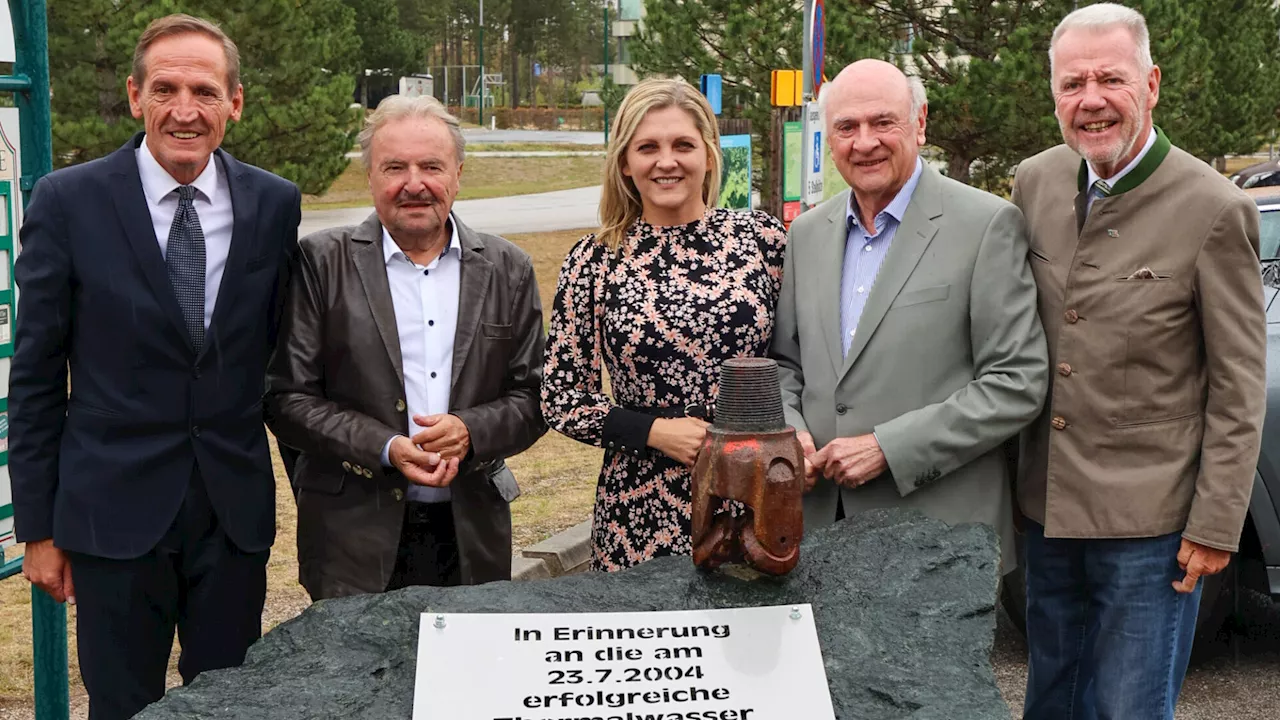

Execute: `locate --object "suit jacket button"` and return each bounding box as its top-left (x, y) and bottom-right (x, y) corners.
top-left (1057, 362), bottom-right (1072, 377)
top-left (1051, 416), bottom-right (1067, 430)
top-left (396, 399), bottom-right (407, 412)
top-left (363, 468), bottom-right (374, 478)
top-left (1064, 309), bottom-right (1079, 324)
top-left (191, 426), bottom-right (201, 438)
top-left (836, 404), bottom-right (848, 415)
top-left (342, 460), bottom-right (353, 472)
top-left (392, 488), bottom-right (404, 501)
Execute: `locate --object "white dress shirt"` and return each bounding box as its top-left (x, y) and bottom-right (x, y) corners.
top-left (136, 136), bottom-right (234, 330)
top-left (1086, 127), bottom-right (1157, 214)
top-left (380, 218), bottom-right (462, 503)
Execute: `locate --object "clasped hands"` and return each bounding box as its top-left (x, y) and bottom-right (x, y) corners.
top-left (795, 431), bottom-right (887, 492)
top-left (388, 413), bottom-right (470, 487)
top-left (646, 417), bottom-right (888, 494)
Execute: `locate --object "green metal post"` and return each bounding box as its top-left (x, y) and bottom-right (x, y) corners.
top-left (477, 0), bottom-right (484, 128)
top-left (603, 4), bottom-right (610, 144)
top-left (6, 1), bottom-right (69, 719)
top-left (12, 0), bottom-right (52, 193)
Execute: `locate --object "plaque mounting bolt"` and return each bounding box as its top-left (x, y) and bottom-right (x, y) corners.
top-left (434, 614), bottom-right (446, 629)
top-left (790, 606), bottom-right (802, 620)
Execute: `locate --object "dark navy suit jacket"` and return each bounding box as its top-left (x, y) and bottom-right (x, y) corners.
top-left (9, 133), bottom-right (301, 559)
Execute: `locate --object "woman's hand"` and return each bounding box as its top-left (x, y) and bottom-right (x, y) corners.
top-left (647, 416), bottom-right (711, 467)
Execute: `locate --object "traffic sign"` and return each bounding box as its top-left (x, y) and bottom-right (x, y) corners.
top-left (811, 0), bottom-right (826, 95)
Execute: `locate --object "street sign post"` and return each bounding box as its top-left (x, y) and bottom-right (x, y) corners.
top-left (800, 0), bottom-right (826, 211)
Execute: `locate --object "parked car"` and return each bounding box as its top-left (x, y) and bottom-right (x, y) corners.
top-left (1231, 159), bottom-right (1280, 189)
top-left (1002, 188), bottom-right (1280, 649)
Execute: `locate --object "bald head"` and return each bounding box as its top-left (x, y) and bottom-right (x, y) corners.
top-left (819, 60), bottom-right (925, 123)
top-left (821, 59), bottom-right (929, 224)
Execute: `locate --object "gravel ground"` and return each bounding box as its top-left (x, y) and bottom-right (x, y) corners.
top-left (993, 589), bottom-right (1280, 719)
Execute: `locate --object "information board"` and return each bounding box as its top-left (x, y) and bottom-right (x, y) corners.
top-left (718, 134), bottom-right (752, 211)
top-left (782, 121), bottom-right (802, 202)
top-left (413, 605), bottom-right (836, 720)
top-left (0, 107), bottom-right (20, 549)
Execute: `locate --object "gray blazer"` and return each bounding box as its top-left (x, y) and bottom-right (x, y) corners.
top-left (265, 213), bottom-right (547, 599)
top-left (771, 165), bottom-right (1049, 570)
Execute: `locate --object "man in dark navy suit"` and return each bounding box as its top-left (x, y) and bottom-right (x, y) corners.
top-left (9, 14), bottom-right (300, 719)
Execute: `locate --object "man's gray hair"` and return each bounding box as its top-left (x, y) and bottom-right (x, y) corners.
top-left (816, 71), bottom-right (928, 123)
top-left (1050, 3), bottom-right (1153, 75)
top-left (358, 94), bottom-right (466, 169)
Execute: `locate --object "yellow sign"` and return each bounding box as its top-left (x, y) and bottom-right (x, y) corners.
top-left (770, 70), bottom-right (803, 107)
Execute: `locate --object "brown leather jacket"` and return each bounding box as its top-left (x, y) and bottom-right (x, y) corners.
top-left (265, 213), bottom-right (546, 598)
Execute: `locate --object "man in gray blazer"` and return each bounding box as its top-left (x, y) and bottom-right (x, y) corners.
top-left (266, 95), bottom-right (546, 599)
top-left (772, 60), bottom-right (1048, 568)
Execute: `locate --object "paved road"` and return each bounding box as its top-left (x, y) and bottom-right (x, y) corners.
top-left (992, 591), bottom-right (1280, 718)
top-left (299, 185), bottom-right (602, 238)
top-left (463, 128), bottom-right (605, 145)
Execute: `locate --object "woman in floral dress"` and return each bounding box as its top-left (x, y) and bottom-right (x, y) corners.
top-left (541, 77), bottom-right (787, 572)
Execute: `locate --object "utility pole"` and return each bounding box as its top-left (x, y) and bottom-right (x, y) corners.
top-left (603, 2), bottom-right (610, 144)
top-left (478, 0), bottom-right (485, 127)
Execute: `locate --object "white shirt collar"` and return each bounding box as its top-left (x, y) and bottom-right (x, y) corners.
top-left (382, 214), bottom-right (461, 267)
top-left (1087, 127), bottom-right (1157, 189)
top-left (137, 135), bottom-right (220, 206)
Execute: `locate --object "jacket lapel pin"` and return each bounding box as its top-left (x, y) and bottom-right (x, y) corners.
top-left (1107, 229), bottom-right (1119, 238)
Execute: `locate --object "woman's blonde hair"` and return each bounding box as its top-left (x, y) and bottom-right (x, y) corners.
top-left (597, 77), bottom-right (723, 250)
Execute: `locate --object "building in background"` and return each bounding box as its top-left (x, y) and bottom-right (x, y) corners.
top-left (611, 0), bottom-right (644, 86)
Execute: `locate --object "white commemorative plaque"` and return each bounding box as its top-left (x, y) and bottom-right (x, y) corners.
top-left (413, 605), bottom-right (836, 720)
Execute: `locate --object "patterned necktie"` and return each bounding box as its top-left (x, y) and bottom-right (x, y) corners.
top-left (166, 185), bottom-right (206, 352)
top-left (1091, 178), bottom-right (1112, 200)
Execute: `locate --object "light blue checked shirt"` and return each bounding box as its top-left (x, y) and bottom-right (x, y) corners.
top-left (841, 158), bottom-right (924, 356)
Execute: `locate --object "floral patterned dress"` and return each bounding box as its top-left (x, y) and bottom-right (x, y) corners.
top-left (541, 208), bottom-right (788, 571)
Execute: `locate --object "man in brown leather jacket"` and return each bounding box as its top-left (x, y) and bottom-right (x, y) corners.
top-left (266, 95), bottom-right (546, 600)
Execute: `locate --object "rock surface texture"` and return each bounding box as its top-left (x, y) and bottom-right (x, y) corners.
top-left (137, 509), bottom-right (1007, 720)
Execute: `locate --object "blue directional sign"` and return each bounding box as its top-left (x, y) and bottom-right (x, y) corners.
top-left (812, 129), bottom-right (823, 174)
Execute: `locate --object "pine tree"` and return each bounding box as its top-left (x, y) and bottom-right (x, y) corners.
top-left (854, 0), bottom-right (1071, 187)
top-left (344, 0), bottom-right (425, 106)
top-left (48, 0), bottom-right (361, 194)
top-left (632, 0), bottom-right (888, 202)
top-left (1153, 0), bottom-right (1280, 162)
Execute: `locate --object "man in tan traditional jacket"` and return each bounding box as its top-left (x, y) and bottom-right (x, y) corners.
top-left (1011, 4), bottom-right (1265, 719)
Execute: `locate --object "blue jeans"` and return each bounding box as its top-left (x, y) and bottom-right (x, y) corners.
top-left (1023, 522), bottom-right (1202, 720)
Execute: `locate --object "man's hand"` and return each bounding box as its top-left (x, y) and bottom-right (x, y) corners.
top-left (811, 434), bottom-right (888, 488)
top-left (647, 417), bottom-right (710, 467)
top-left (389, 435), bottom-right (459, 487)
top-left (796, 430), bottom-right (819, 492)
top-left (22, 539), bottom-right (75, 604)
top-left (1173, 539), bottom-right (1233, 594)
top-left (411, 414), bottom-right (471, 461)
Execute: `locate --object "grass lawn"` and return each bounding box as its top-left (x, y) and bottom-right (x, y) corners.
top-left (301, 156), bottom-right (604, 211)
top-left (468, 143), bottom-right (606, 153)
top-left (0, 228), bottom-right (602, 719)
